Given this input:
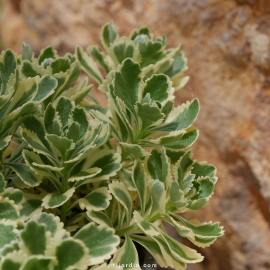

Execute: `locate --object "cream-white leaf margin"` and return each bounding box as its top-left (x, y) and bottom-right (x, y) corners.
top-left (79, 187), bottom-right (112, 212)
top-left (42, 188), bottom-right (75, 209)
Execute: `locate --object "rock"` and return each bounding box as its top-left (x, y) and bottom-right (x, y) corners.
top-left (1, 0), bottom-right (270, 269)
top-left (244, 24), bottom-right (270, 70)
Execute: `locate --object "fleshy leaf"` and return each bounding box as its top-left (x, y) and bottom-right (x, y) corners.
top-left (50, 57), bottom-right (70, 74)
top-left (74, 223), bottom-right (120, 265)
top-left (134, 211), bottom-right (159, 236)
top-left (19, 60), bottom-right (47, 78)
top-left (6, 76), bottom-right (37, 114)
top-left (120, 142), bottom-right (149, 158)
top-left (38, 47), bottom-right (57, 64)
top-left (42, 188), bottom-right (75, 209)
top-left (136, 103), bottom-right (164, 131)
top-left (145, 148), bottom-right (171, 188)
top-left (36, 212), bottom-right (65, 238)
top-left (22, 43), bottom-right (34, 62)
top-left (109, 181), bottom-right (132, 226)
top-left (157, 99), bottom-right (199, 132)
top-left (149, 180), bottom-right (166, 217)
top-left (174, 150), bottom-right (194, 184)
top-left (186, 199), bottom-right (208, 211)
top-left (20, 220), bottom-right (47, 255)
top-left (142, 57), bottom-right (173, 79)
top-left (46, 134), bottom-right (75, 161)
top-left (157, 128), bottom-right (199, 150)
top-left (151, 235), bottom-right (186, 270)
top-left (20, 256), bottom-right (56, 270)
top-left (49, 62), bottom-right (81, 104)
top-left (191, 162), bottom-right (217, 183)
top-left (33, 75), bottom-right (57, 102)
top-left (149, 130), bottom-right (185, 146)
top-left (54, 238), bottom-right (90, 270)
top-left (0, 252), bottom-right (24, 270)
top-left (113, 58), bottom-right (143, 118)
top-left (1, 241), bottom-right (19, 257)
top-left (79, 187), bottom-right (112, 212)
top-left (143, 74), bottom-right (173, 103)
top-left (165, 51), bottom-right (187, 78)
top-left (5, 163), bottom-right (42, 187)
top-left (0, 172), bottom-right (6, 193)
top-left (111, 235), bottom-right (140, 270)
top-left (62, 79), bottom-right (92, 105)
top-left (68, 167), bottom-right (101, 183)
top-left (20, 128), bottom-right (54, 158)
top-left (169, 182), bottom-right (187, 209)
top-left (0, 222), bottom-right (17, 249)
top-left (2, 188), bottom-right (24, 204)
top-left (119, 169), bottom-right (136, 191)
top-left (76, 46), bottom-right (103, 84)
top-left (0, 136), bottom-right (12, 155)
top-left (86, 211), bottom-right (113, 228)
top-left (90, 109), bottom-right (120, 139)
top-left (21, 115), bottom-right (51, 151)
top-left (0, 50), bottom-right (17, 95)
top-left (0, 197), bottom-right (20, 222)
top-left (22, 150), bottom-right (62, 184)
top-left (169, 213), bottom-right (224, 247)
top-left (132, 159), bottom-right (147, 215)
top-left (130, 27), bottom-right (151, 40)
top-left (108, 37), bottom-right (140, 65)
top-left (73, 150), bottom-right (121, 187)
top-left (154, 226), bottom-right (204, 264)
top-left (138, 41), bottom-right (166, 68)
top-left (20, 194), bottom-right (43, 219)
top-left (56, 97), bottom-right (74, 128)
top-left (71, 107), bottom-right (89, 139)
top-left (101, 22), bottom-right (118, 51)
top-left (44, 104), bottom-right (62, 136)
top-left (130, 235), bottom-right (167, 268)
top-left (88, 46), bottom-right (111, 73)
top-left (66, 124), bottom-right (111, 164)
top-left (1, 102), bottom-right (37, 137)
top-left (192, 177), bottom-right (214, 200)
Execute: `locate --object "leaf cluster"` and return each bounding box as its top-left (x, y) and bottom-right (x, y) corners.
top-left (0, 22), bottom-right (223, 270)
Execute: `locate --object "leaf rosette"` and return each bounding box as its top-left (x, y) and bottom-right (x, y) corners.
top-left (4, 97), bottom-right (121, 226)
top-left (0, 172), bottom-right (120, 270)
top-left (76, 22), bottom-right (189, 92)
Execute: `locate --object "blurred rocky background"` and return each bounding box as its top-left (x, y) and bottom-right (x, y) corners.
top-left (1, 0), bottom-right (270, 269)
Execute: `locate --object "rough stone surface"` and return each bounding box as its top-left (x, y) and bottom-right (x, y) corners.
top-left (1, 0), bottom-right (270, 269)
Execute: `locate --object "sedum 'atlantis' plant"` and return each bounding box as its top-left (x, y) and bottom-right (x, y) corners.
top-left (0, 22), bottom-right (224, 270)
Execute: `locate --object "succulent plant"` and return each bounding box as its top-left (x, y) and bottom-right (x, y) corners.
top-left (0, 22), bottom-right (223, 270)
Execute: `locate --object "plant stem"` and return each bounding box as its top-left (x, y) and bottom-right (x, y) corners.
top-left (61, 202), bottom-right (69, 224)
top-left (60, 167), bottom-right (69, 224)
top-left (116, 213), bottom-right (164, 236)
top-left (66, 201), bottom-right (79, 213)
top-left (116, 223), bottom-right (139, 236)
